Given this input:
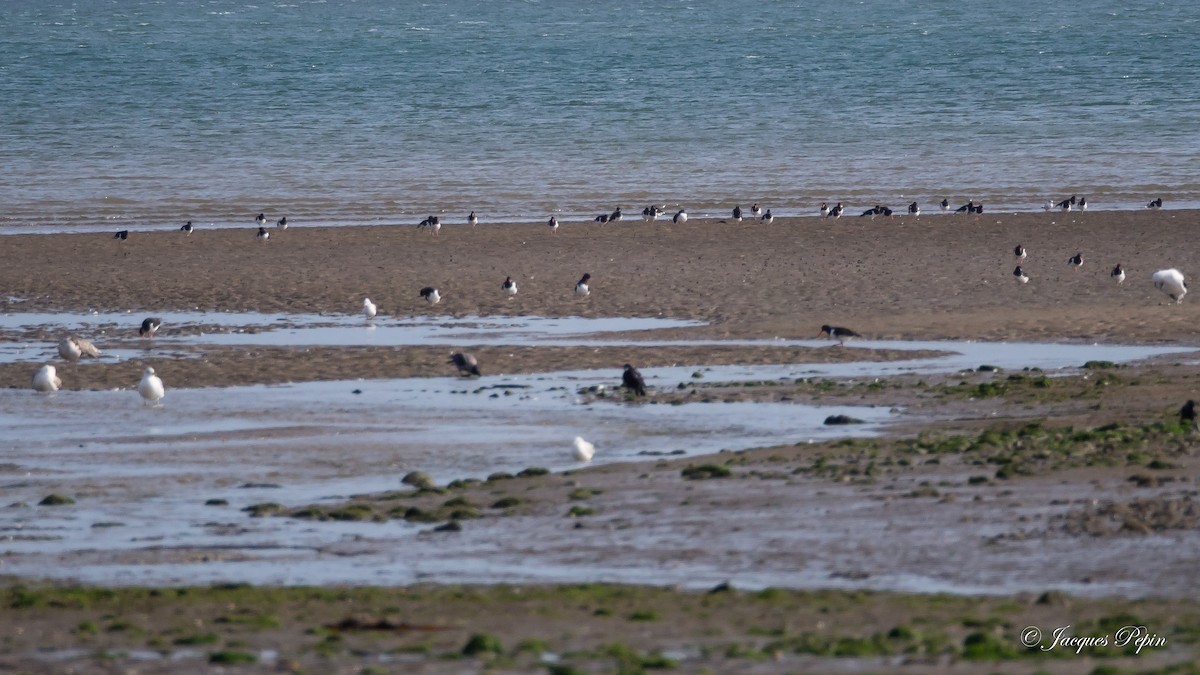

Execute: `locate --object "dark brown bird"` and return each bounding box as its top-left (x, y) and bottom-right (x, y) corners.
top-left (622, 364), bottom-right (647, 397)
top-left (1181, 400), bottom-right (1197, 430)
top-left (449, 352), bottom-right (480, 377)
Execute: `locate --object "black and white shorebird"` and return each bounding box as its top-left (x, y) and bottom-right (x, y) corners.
top-left (180, 221), bottom-right (193, 235)
top-left (468, 211), bottom-right (478, 227)
top-left (255, 213), bottom-right (267, 226)
top-left (760, 209), bottom-right (774, 224)
top-left (419, 286), bottom-right (441, 305)
top-left (732, 205), bottom-right (743, 221)
top-left (817, 324), bottom-right (860, 346)
top-left (256, 226), bottom-right (270, 241)
top-left (276, 216), bottom-right (288, 229)
top-left (860, 205), bottom-right (883, 218)
top-left (1014, 244), bottom-right (1026, 260)
top-left (1013, 265), bottom-right (1029, 284)
top-left (593, 213), bottom-right (609, 223)
top-left (1110, 264), bottom-right (1125, 284)
top-left (954, 200), bottom-right (975, 214)
top-left (622, 363), bottom-right (647, 397)
top-left (1067, 253), bottom-right (1084, 269)
top-left (827, 202), bottom-right (844, 219)
top-left (908, 202), bottom-right (920, 216)
top-left (502, 276), bottom-right (518, 296)
top-left (750, 203), bottom-right (762, 218)
top-left (1152, 268), bottom-right (1187, 304)
top-left (1147, 197), bottom-right (1163, 209)
top-left (819, 202), bottom-right (830, 218)
top-left (672, 208), bottom-right (687, 224)
top-left (418, 215), bottom-right (441, 234)
top-left (1056, 196), bottom-right (1074, 211)
top-left (139, 317), bottom-right (162, 339)
top-left (970, 203), bottom-right (983, 214)
top-left (1078, 196), bottom-right (1087, 211)
top-left (880, 206), bottom-right (894, 217)
top-left (574, 273), bottom-right (591, 297)
top-left (362, 297), bottom-right (377, 320)
top-left (114, 230), bottom-right (129, 240)
top-left (609, 206), bottom-right (623, 223)
top-left (548, 215), bottom-right (559, 232)
top-left (1180, 400), bottom-right (1197, 430)
top-left (642, 205), bottom-right (662, 222)
top-left (449, 352), bottom-right (481, 377)
top-left (940, 198), bottom-right (950, 212)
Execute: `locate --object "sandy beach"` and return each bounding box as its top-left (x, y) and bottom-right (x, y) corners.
top-left (2, 210), bottom-right (1199, 673)
top-left (1, 209), bottom-right (1197, 344)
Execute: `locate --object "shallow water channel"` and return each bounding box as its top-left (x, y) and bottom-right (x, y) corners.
top-left (0, 312), bottom-right (1194, 588)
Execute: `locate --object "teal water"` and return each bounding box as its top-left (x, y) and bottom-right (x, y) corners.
top-left (2, 0), bottom-right (1198, 232)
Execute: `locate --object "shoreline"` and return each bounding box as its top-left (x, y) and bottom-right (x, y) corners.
top-left (0, 202), bottom-right (1190, 237)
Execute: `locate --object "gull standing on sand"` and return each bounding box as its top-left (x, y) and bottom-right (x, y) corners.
top-left (673, 208), bottom-right (687, 224)
top-left (1013, 265), bottom-right (1029, 284)
top-left (468, 211), bottom-right (478, 227)
top-left (58, 336), bottom-right (101, 362)
top-left (419, 287), bottom-right (441, 305)
top-left (1152, 268), bottom-right (1187, 303)
top-left (257, 226), bottom-right (270, 241)
top-left (362, 297), bottom-right (377, 320)
top-left (548, 215), bottom-right (559, 232)
top-left (572, 436), bottom-right (595, 462)
top-left (138, 366), bottom-right (165, 406)
top-left (502, 276), bottom-right (518, 296)
top-left (1067, 253), bottom-right (1084, 270)
top-left (139, 317), bottom-right (162, 339)
top-left (574, 273), bottom-right (591, 297)
top-left (181, 221), bottom-right (193, 235)
top-left (32, 365), bottom-right (61, 393)
top-left (1110, 264), bottom-right (1125, 284)
top-left (449, 352), bottom-right (481, 377)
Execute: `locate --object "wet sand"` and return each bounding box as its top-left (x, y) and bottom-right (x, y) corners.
top-left (3, 211), bottom-right (1200, 672)
top-left (1, 209), bottom-right (1198, 343)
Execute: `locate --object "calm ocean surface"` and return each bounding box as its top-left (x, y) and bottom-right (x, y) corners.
top-left (2, 0), bottom-right (1199, 233)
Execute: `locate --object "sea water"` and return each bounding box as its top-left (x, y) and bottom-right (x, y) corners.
top-left (1, 0), bottom-right (1198, 232)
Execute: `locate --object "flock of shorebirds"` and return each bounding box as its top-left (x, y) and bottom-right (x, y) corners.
top-left (32, 317), bottom-right (165, 404)
top-left (107, 195), bottom-right (1170, 243)
top-left (44, 195), bottom-right (1184, 414)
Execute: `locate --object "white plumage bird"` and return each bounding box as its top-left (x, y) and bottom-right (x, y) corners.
top-left (362, 297), bottom-right (377, 319)
top-left (1152, 268), bottom-right (1187, 304)
top-left (138, 367), bottom-right (165, 406)
top-left (58, 336), bottom-right (101, 362)
top-left (32, 365), bottom-right (61, 393)
top-left (572, 436), bottom-right (595, 462)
